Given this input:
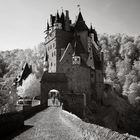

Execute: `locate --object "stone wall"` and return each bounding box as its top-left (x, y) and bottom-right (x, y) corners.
top-left (40, 72), bottom-right (68, 105)
top-left (62, 93), bottom-right (85, 118)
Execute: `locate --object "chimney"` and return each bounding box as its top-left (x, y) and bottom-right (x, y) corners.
top-left (65, 10), bottom-right (70, 31)
top-left (66, 10), bottom-right (69, 19)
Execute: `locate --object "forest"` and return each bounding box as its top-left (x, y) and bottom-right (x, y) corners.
top-left (0, 33), bottom-right (140, 111)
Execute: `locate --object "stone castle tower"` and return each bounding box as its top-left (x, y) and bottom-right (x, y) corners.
top-left (41, 10), bottom-right (104, 106)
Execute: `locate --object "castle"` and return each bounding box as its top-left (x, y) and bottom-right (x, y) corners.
top-left (41, 10), bottom-right (104, 107)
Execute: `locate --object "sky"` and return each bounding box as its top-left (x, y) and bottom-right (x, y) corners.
top-left (0, 0), bottom-right (140, 51)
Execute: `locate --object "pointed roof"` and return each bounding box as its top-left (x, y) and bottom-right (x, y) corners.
top-left (47, 21), bottom-right (49, 31)
top-left (60, 11), bottom-right (65, 29)
top-left (50, 14), bottom-right (56, 27)
top-left (56, 11), bottom-right (60, 23)
top-left (89, 24), bottom-right (99, 44)
top-left (89, 24), bottom-right (94, 33)
top-left (77, 11), bottom-right (84, 22)
top-left (93, 28), bottom-right (98, 43)
top-left (74, 12), bottom-right (88, 32)
top-left (18, 63), bottom-right (32, 85)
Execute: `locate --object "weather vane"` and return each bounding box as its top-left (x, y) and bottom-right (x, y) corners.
top-left (77, 4), bottom-right (81, 12)
top-left (61, 7), bottom-right (63, 12)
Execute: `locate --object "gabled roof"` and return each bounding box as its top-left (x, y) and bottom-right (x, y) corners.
top-left (17, 63), bottom-right (32, 85)
top-left (60, 43), bottom-right (73, 62)
top-left (74, 12), bottom-right (88, 32)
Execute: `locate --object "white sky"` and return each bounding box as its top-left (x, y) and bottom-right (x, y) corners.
top-left (0, 0), bottom-right (140, 51)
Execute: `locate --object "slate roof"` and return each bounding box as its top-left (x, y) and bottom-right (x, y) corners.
top-left (92, 45), bottom-right (102, 69)
top-left (74, 12), bottom-right (88, 32)
top-left (72, 35), bottom-right (85, 56)
top-left (50, 15), bottom-right (56, 27)
top-left (17, 63), bottom-right (32, 85)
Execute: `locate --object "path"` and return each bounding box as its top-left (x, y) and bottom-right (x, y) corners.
top-left (6, 107), bottom-right (140, 140)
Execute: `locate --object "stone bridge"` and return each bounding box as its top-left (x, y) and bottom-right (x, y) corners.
top-left (3, 107), bottom-right (139, 140)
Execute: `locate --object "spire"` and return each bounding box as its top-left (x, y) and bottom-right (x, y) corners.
top-left (56, 10), bottom-right (60, 23)
top-left (77, 4), bottom-right (81, 13)
top-left (89, 24), bottom-right (94, 33)
top-left (47, 20), bottom-right (49, 31)
top-left (74, 11), bottom-right (88, 32)
top-left (93, 28), bottom-right (98, 44)
top-left (60, 10), bottom-right (65, 30)
top-left (77, 11), bottom-right (84, 22)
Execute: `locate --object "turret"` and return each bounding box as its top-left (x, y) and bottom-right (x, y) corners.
top-left (89, 25), bottom-right (98, 44)
top-left (74, 11), bottom-right (89, 51)
top-left (54, 11), bottom-right (62, 29)
top-left (60, 10), bottom-right (65, 30)
top-left (74, 11), bottom-right (88, 32)
top-left (65, 10), bottom-right (70, 31)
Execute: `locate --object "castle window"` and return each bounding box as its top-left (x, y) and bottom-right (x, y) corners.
top-left (72, 56), bottom-right (81, 65)
top-left (53, 43), bottom-right (55, 48)
top-left (52, 52), bottom-right (53, 57)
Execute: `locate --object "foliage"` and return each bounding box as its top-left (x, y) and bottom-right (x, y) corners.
top-left (0, 42), bottom-right (45, 79)
top-left (17, 74), bottom-right (40, 99)
top-left (99, 34), bottom-right (140, 105)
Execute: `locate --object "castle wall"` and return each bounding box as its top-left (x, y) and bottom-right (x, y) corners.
top-left (59, 54), bottom-right (92, 104)
top-left (45, 29), bottom-right (73, 73)
top-left (95, 70), bottom-right (104, 102)
top-left (40, 73), bottom-right (68, 105)
top-left (77, 31), bottom-right (88, 51)
top-left (55, 29), bottom-right (73, 61)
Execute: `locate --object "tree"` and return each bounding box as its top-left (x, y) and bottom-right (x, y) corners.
top-left (116, 59), bottom-right (131, 85)
top-left (128, 82), bottom-right (140, 104)
top-left (17, 74), bottom-right (40, 99)
top-left (0, 54), bottom-right (8, 77)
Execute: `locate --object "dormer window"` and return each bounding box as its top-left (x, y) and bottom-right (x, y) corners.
top-left (54, 23), bottom-right (62, 29)
top-left (72, 56), bottom-right (81, 65)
